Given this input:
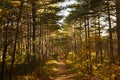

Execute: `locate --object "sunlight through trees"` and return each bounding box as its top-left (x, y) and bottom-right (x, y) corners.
top-left (0, 0), bottom-right (120, 80)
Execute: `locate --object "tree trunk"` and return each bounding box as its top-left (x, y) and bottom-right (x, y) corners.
top-left (0, 20), bottom-right (9, 80)
top-left (116, 0), bottom-right (120, 55)
top-left (32, 2), bottom-right (36, 62)
top-left (98, 15), bottom-right (103, 63)
top-left (107, 0), bottom-right (114, 63)
top-left (9, 1), bottom-right (24, 80)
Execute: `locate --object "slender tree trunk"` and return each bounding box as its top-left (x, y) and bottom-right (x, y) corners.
top-left (107, 0), bottom-right (114, 63)
top-left (87, 15), bottom-right (92, 77)
top-left (98, 15), bottom-right (103, 63)
top-left (9, 1), bottom-right (24, 80)
top-left (1, 20), bottom-right (9, 80)
top-left (26, 12), bottom-right (31, 62)
top-left (32, 2), bottom-right (36, 62)
top-left (115, 0), bottom-right (120, 55)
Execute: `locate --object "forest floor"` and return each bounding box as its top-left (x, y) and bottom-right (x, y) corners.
top-left (47, 59), bottom-right (77, 80)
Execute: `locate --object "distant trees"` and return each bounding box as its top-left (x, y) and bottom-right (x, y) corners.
top-left (64, 0), bottom-right (118, 78)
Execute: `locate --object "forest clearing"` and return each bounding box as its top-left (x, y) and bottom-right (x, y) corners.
top-left (0, 0), bottom-right (120, 80)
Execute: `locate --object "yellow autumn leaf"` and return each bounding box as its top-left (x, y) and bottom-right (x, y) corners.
top-left (86, 59), bottom-right (90, 62)
top-left (66, 60), bottom-right (73, 64)
top-left (11, 1), bottom-right (21, 7)
top-left (91, 52), bottom-right (96, 57)
top-left (46, 60), bottom-right (58, 64)
top-left (52, 68), bottom-right (58, 71)
top-left (104, 77), bottom-right (110, 80)
top-left (93, 65), bottom-right (97, 70)
top-left (0, 9), bottom-right (2, 12)
top-left (97, 63), bottom-right (102, 67)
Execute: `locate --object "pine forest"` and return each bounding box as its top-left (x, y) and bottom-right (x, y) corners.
top-left (0, 0), bottom-right (120, 80)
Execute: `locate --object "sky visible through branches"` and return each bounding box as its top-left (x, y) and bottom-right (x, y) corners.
top-left (58, 0), bottom-right (116, 36)
top-left (58, 0), bottom-right (77, 23)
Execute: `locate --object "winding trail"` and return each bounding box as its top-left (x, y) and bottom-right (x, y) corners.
top-left (48, 60), bottom-right (77, 80)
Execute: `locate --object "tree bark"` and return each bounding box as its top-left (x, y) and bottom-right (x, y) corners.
top-left (32, 2), bottom-right (36, 62)
top-left (9, 1), bottom-right (24, 80)
top-left (107, 0), bottom-right (114, 63)
top-left (0, 20), bottom-right (9, 80)
top-left (116, 0), bottom-right (120, 55)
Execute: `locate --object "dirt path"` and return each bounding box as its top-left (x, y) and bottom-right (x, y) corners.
top-left (49, 60), bottom-right (77, 80)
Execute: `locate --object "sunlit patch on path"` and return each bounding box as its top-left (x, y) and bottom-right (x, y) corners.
top-left (47, 60), bottom-right (77, 80)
